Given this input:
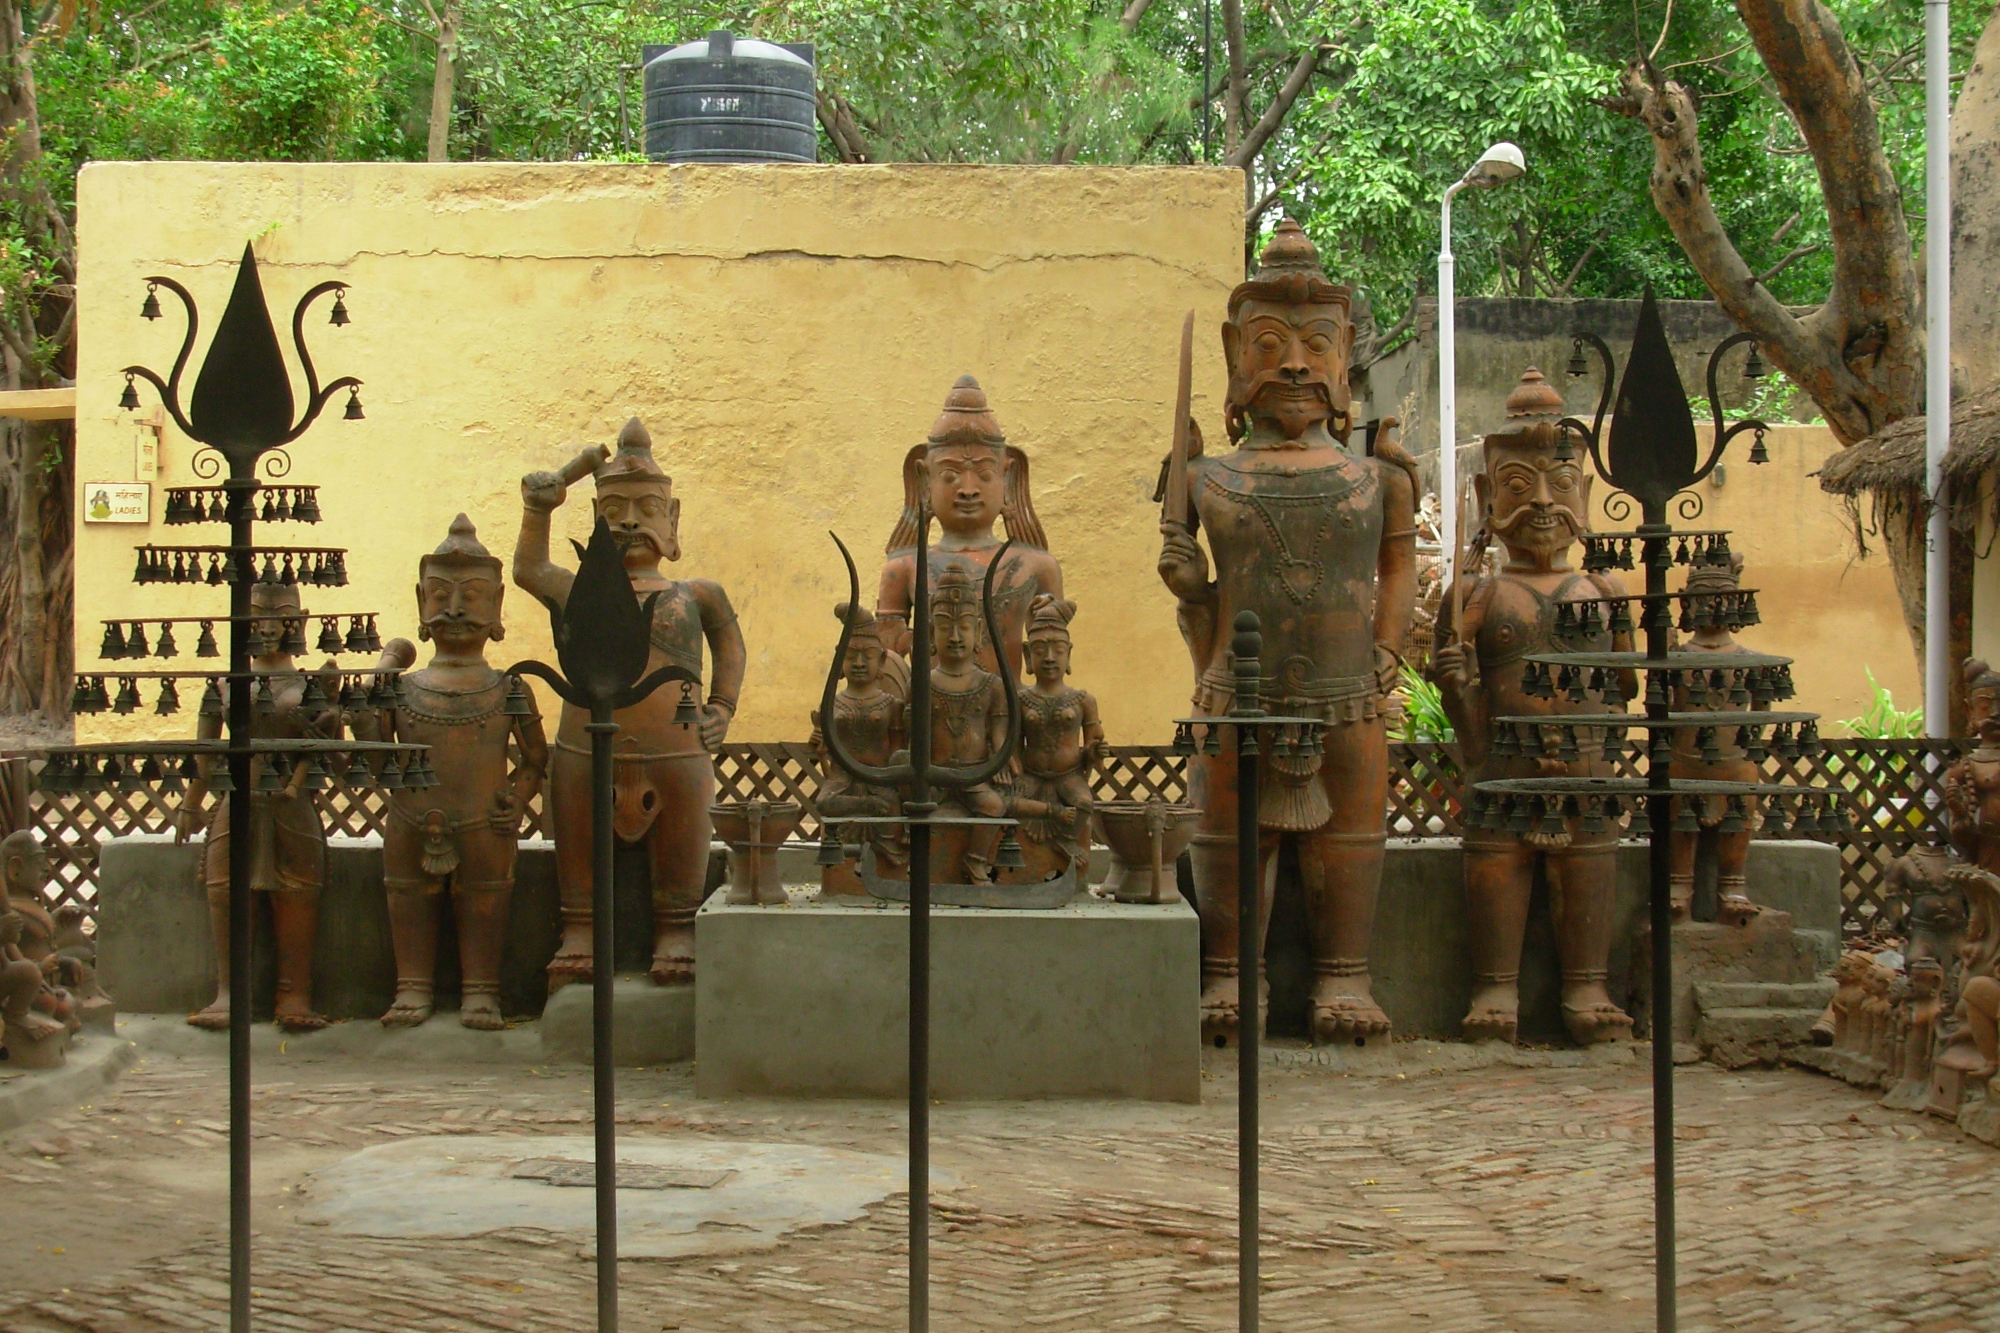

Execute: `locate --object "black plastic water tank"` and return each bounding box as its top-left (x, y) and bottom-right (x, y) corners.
top-left (643, 30), bottom-right (816, 164)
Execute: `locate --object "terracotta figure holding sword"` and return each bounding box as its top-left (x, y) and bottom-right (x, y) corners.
top-left (1155, 219), bottom-right (1419, 1045)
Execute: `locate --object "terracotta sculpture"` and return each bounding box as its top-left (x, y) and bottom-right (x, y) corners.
top-left (877, 375), bottom-right (1062, 680)
top-left (1946, 658), bottom-right (2000, 875)
top-left (924, 563), bottom-right (1010, 884)
top-left (1013, 594), bottom-right (1108, 878)
top-left (1885, 955), bottom-right (1947, 1108)
top-left (1824, 949), bottom-right (1871, 1052)
top-left (372, 515), bottom-right (547, 1029)
top-left (1668, 551), bottom-right (1763, 924)
top-left (174, 580), bottom-right (342, 1031)
top-left (811, 601), bottom-right (908, 887)
top-left (1431, 368), bottom-right (1635, 1045)
top-left (1859, 962), bottom-right (1895, 1080)
top-left (1, 833), bottom-right (108, 1028)
top-left (515, 419), bottom-right (746, 986)
top-left (0, 831), bottom-right (74, 1057)
top-left (1156, 220), bottom-right (1418, 1043)
top-left (1931, 863), bottom-right (2000, 1110)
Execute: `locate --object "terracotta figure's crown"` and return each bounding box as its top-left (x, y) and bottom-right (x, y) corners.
top-left (1026, 593), bottom-right (1075, 640)
top-left (250, 580), bottom-right (303, 612)
top-left (927, 375), bottom-right (1007, 449)
top-left (932, 562), bottom-right (980, 609)
top-left (1505, 366), bottom-right (1566, 420)
top-left (1684, 550), bottom-right (1744, 595)
top-left (1229, 219), bottom-right (1351, 318)
top-left (594, 417), bottom-right (669, 485)
top-left (422, 513), bottom-right (502, 578)
top-left (836, 600), bottom-right (892, 646)
top-left (1965, 657), bottom-right (2000, 695)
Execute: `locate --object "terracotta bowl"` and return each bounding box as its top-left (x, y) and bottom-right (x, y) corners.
top-left (1092, 800), bottom-right (1200, 904)
top-left (709, 800), bottom-right (804, 906)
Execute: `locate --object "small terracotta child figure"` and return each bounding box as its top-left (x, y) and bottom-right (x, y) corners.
top-left (1015, 594), bottom-right (1109, 877)
top-left (812, 601), bottom-right (908, 877)
top-left (927, 563), bottom-right (1009, 884)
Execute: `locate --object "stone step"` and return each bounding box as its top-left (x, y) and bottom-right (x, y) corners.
top-left (1696, 1006), bottom-right (1824, 1050)
top-left (1694, 979), bottom-right (1836, 1012)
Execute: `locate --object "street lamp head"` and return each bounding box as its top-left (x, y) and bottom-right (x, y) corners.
top-left (1464, 141), bottom-right (1526, 188)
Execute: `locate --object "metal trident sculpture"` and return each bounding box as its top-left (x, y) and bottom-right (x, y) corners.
top-left (816, 504), bottom-right (1022, 1333)
top-left (1468, 287), bottom-right (1825, 1333)
top-left (113, 244), bottom-right (421, 1333)
top-left (509, 517), bottom-right (695, 1333)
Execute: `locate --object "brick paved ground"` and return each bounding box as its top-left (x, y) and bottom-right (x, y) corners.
top-left (0, 1030), bottom-right (1993, 1332)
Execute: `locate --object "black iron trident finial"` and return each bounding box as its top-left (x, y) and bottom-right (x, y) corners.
top-left (119, 243), bottom-right (364, 473)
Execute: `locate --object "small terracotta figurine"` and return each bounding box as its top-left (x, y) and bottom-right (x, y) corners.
top-left (925, 563), bottom-right (1011, 884)
top-left (1668, 552), bottom-right (1764, 924)
top-left (174, 580), bottom-right (343, 1031)
top-left (1945, 658), bottom-right (2000, 875)
top-left (1157, 220), bottom-right (1419, 1044)
top-left (0, 832), bottom-right (72, 1060)
top-left (1822, 949), bottom-right (1871, 1051)
top-left (1012, 595), bottom-right (1108, 878)
top-left (372, 515), bottom-right (548, 1029)
top-left (811, 601), bottom-right (908, 885)
top-left (515, 420), bottom-right (747, 987)
top-left (1859, 962), bottom-right (1896, 1080)
top-left (1432, 368), bottom-right (1636, 1046)
top-left (877, 376), bottom-right (1063, 680)
top-left (1886, 955), bottom-right (1947, 1108)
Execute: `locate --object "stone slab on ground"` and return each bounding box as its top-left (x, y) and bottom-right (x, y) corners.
top-left (97, 834), bottom-right (726, 1021)
top-left (121, 1012), bottom-right (543, 1064)
top-left (539, 975), bottom-right (695, 1066)
top-left (0, 1028), bottom-right (137, 1134)
top-left (1959, 1094), bottom-right (2000, 1146)
top-left (696, 888), bottom-right (1199, 1101)
top-left (299, 1134), bottom-right (922, 1258)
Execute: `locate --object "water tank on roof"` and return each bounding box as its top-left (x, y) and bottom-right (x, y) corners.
top-left (643, 30), bottom-right (816, 164)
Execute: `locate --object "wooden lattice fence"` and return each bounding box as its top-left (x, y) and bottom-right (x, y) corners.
top-left (0, 739), bottom-right (1961, 933)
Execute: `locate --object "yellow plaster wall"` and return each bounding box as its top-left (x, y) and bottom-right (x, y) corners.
top-left (74, 162), bottom-right (1244, 744)
top-left (1660, 424), bottom-right (1919, 724)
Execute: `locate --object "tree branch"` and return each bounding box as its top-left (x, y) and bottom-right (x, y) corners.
top-left (815, 86), bottom-right (871, 163)
top-left (1754, 241), bottom-right (1823, 286)
top-left (1119, 0), bottom-right (1153, 33)
top-left (1223, 42), bottom-right (1319, 168)
top-left (1221, 0), bottom-right (1247, 160)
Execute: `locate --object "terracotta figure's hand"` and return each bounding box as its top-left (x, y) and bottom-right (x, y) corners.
top-left (1430, 642), bottom-right (1476, 697)
top-left (1156, 523), bottom-right (1210, 601)
top-left (487, 787), bottom-right (522, 833)
top-left (698, 703), bottom-right (733, 751)
top-left (520, 471), bottom-right (568, 514)
top-left (172, 802), bottom-right (202, 845)
top-left (1374, 643), bottom-right (1404, 695)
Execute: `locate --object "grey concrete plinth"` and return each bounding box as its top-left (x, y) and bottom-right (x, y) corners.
top-left (540, 975), bottom-right (695, 1066)
top-left (97, 833), bottom-right (726, 1022)
top-left (696, 889), bottom-right (1199, 1101)
top-left (1271, 838), bottom-right (1843, 1042)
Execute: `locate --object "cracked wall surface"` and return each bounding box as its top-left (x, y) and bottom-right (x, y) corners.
top-left (75, 163), bottom-right (1244, 743)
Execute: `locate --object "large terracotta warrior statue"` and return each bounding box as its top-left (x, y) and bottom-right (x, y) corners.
top-left (1156, 219), bottom-right (1418, 1044)
top-left (877, 375), bottom-right (1063, 679)
top-left (374, 516), bottom-right (548, 1029)
top-left (1430, 367), bottom-right (1636, 1046)
top-left (515, 419), bottom-right (747, 987)
top-left (174, 580), bottom-right (344, 1030)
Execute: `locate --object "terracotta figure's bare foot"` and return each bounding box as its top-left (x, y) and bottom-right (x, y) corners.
top-left (380, 988), bottom-right (433, 1029)
top-left (1670, 881), bottom-right (1693, 923)
top-left (9, 1009), bottom-right (66, 1043)
top-left (274, 997), bottom-right (329, 1032)
top-left (1561, 981), bottom-right (1633, 1045)
top-left (649, 923), bottom-right (694, 986)
top-left (1810, 1005), bottom-right (1837, 1047)
top-left (460, 993), bottom-right (505, 1031)
top-left (1200, 972), bottom-right (1242, 1046)
top-left (1460, 982), bottom-right (1520, 1044)
top-left (188, 996), bottom-right (231, 1030)
top-left (1311, 975), bottom-right (1393, 1046)
top-left (1717, 894), bottom-right (1762, 926)
top-left (547, 922), bottom-right (594, 990)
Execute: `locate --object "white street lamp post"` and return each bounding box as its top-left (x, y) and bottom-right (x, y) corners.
top-left (1438, 141), bottom-right (1526, 592)
top-left (1925, 0), bottom-right (1951, 737)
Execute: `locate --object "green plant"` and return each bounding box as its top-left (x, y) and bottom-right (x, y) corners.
top-left (1838, 669), bottom-right (1924, 740)
top-left (1391, 662), bottom-right (1454, 744)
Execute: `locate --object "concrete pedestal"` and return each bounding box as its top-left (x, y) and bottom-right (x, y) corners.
top-left (539, 975), bottom-right (696, 1066)
top-left (695, 889), bottom-right (1198, 1101)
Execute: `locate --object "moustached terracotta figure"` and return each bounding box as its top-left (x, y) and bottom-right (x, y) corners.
top-left (1430, 367), bottom-right (1637, 1046)
top-left (1156, 219), bottom-right (1419, 1045)
top-left (514, 419), bottom-right (747, 987)
top-left (372, 515), bottom-right (548, 1028)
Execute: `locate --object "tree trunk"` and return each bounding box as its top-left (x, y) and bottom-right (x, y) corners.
top-left (1220, 0), bottom-right (1246, 166)
top-left (1608, 0), bottom-right (1926, 678)
top-left (1954, 3), bottom-right (2000, 395)
top-left (426, 0), bottom-right (460, 163)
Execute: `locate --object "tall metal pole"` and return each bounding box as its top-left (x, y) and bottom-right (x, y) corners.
top-left (1641, 518), bottom-right (1675, 1333)
top-left (1231, 613), bottom-right (1262, 1333)
top-left (1925, 0), bottom-right (1952, 739)
top-left (589, 712), bottom-right (619, 1333)
top-left (1438, 182), bottom-right (1461, 591)
top-left (226, 470), bottom-right (255, 1333)
top-left (907, 518), bottom-right (934, 1333)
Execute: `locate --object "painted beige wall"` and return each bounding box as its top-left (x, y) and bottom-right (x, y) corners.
top-left (1655, 424), bottom-right (1918, 725)
top-left (74, 162), bottom-right (1244, 744)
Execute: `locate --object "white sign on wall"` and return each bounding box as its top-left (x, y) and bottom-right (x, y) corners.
top-left (83, 481), bottom-right (149, 524)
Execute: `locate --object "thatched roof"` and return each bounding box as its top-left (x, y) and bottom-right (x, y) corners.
top-left (1818, 382), bottom-right (2000, 509)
